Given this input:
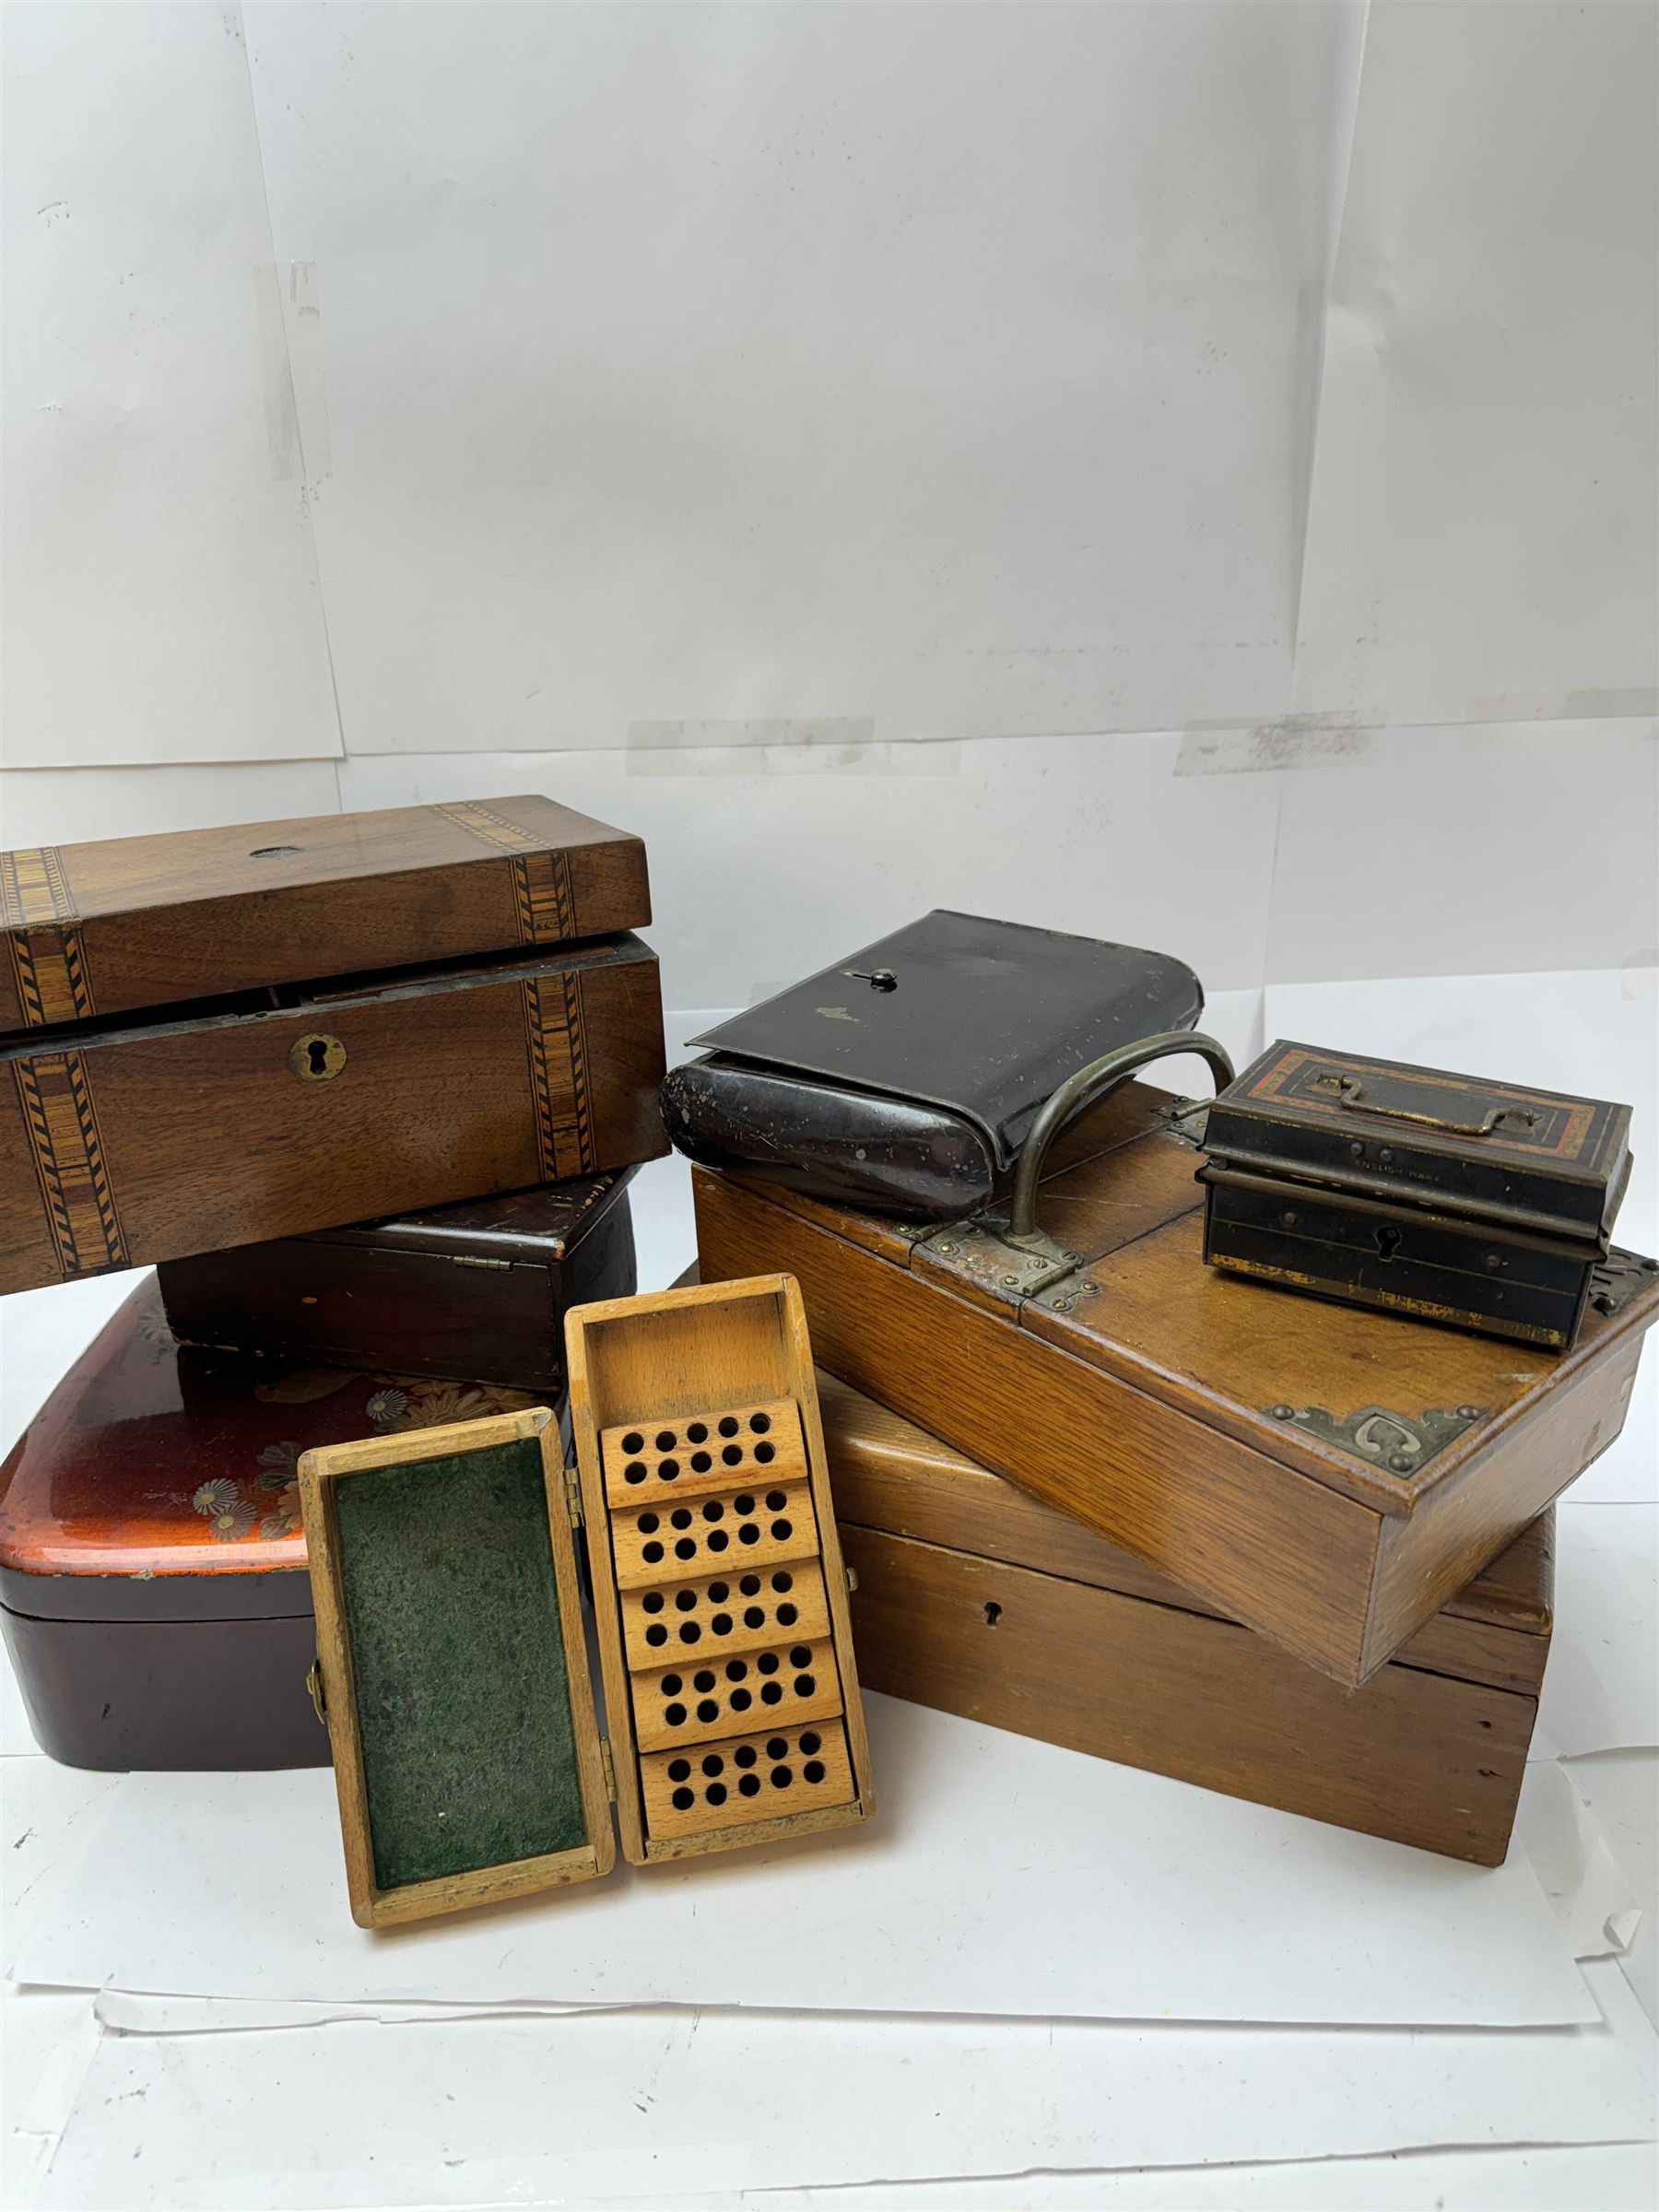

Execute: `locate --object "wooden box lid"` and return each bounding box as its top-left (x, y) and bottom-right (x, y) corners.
top-left (0, 1280), bottom-right (541, 1621)
top-left (818, 1375), bottom-right (1555, 1680)
top-left (1, 794), bottom-right (649, 1034)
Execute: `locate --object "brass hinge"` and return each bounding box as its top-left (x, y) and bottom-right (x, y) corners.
top-left (599, 1739), bottom-right (618, 1803)
top-left (451, 1254), bottom-right (512, 1271)
top-left (305, 1661), bottom-right (327, 1727)
top-left (563, 1464), bottom-right (583, 1528)
top-left (845, 1565), bottom-right (859, 1594)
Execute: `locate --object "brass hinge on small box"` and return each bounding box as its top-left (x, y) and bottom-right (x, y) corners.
top-left (599, 1739), bottom-right (618, 1803)
top-left (450, 1254), bottom-right (512, 1272)
top-left (563, 1465), bottom-right (583, 1529)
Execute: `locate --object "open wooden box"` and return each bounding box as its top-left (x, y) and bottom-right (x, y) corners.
top-left (299, 1276), bottom-right (872, 1927)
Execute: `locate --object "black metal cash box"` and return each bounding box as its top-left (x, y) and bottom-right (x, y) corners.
top-left (1198, 1041), bottom-right (1645, 1350)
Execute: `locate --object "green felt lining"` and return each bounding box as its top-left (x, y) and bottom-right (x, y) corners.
top-left (335, 1437), bottom-right (588, 1891)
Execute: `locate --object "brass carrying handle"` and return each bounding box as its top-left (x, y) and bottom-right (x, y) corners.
top-left (1313, 1073), bottom-right (1539, 1141)
top-left (1006, 1030), bottom-right (1236, 1243)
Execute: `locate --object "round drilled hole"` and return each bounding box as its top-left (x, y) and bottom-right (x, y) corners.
top-left (743, 1606), bottom-right (764, 1629)
top-left (678, 1622), bottom-right (700, 1644)
top-left (674, 1538), bottom-right (696, 1560)
top-left (670, 1508), bottom-right (693, 1529)
top-left (686, 1423), bottom-right (708, 1444)
top-left (750, 1412), bottom-right (771, 1434)
top-left (690, 1452), bottom-right (712, 1474)
top-left (765, 1490), bottom-right (788, 1512)
top-left (803, 1759), bottom-right (826, 1784)
top-left (770, 1765), bottom-right (793, 1789)
top-left (710, 1612), bottom-right (734, 1635)
top-left (637, 1512), bottom-right (660, 1534)
top-left (642, 1541), bottom-right (665, 1564)
top-left (724, 1659), bottom-right (747, 1681)
top-left (671, 1786), bottom-right (695, 1810)
top-left (697, 1699), bottom-right (719, 1723)
top-left (757, 1652), bottom-right (780, 1676)
top-left (738, 1773), bottom-right (760, 1797)
top-left (661, 1673), bottom-right (683, 1696)
top-left (675, 1588), bottom-right (697, 1612)
top-left (771, 1571), bottom-right (794, 1594)
top-left (771, 1520), bottom-right (792, 1542)
top-left (706, 1782), bottom-right (727, 1806)
top-left (718, 1417), bottom-right (739, 1438)
top-left (707, 1530), bottom-right (729, 1552)
top-left (789, 1646), bottom-right (812, 1668)
top-left (754, 1441), bottom-right (776, 1465)
top-left (700, 1753), bottom-right (724, 1777)
top-left (707, 1581), bottom-right (730, 1603)
top-left (739, 1574), bottom-right (761, 1596)
top-left (761, 1682), bottom-right (782, 1705)
top-left (730, 1687), bottom-right (752, 1711)
top-left (642, 1592), bottom-right (665, 1615)
top-left (794, 1674), bottom-right (816, 1698)
top-left (693, 1669), bottom-right (715, 1692)
top-left (646, 1624), bottom-right (667, 1646)
top-left (722, 1445), bottom-right (743, 1466)
top-left (664, 1701), bottom-right (687, 1725)
top-left (766, 1736), bottom-right (789, 1760)
top-left (621, 1432), bottom-right (644, 1454)
top-left (739, 1524), bottom-right (760, 1547)
top-left (624, 1462), bottom-right (647, 1485)
top-left (657, 1459), bottom-right (680, 1482)
top-left (734, 1493), bottom-right (756, 1516)
top-left (667, 1758), bottom-right (690, 1782)
top-left (735, 1745), bottom-right (759, 1769)
top-left (701, 1500), bottom-right (724, 1522)
top-left (798, 1730), bottom-right (821, 1756)
top-left (777, 1604), bottom-right (798, 1627)
top-left (654, 1430), bottom-right (676, 1452)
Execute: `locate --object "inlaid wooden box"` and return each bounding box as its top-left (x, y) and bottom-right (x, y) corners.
top-left (1, 796), bottom-right (667, 1293)
top-left (822, 1377), bottom-right (1553, 1865)
top-left (693, 1079), bottom-right (1659, 1688)
top-left (299, 1276), bottom-right (874, 1927)
top-left (0, 1280), bottom-right (543, 1771)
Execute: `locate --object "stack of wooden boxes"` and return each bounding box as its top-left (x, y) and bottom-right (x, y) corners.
top-left (690, 1079), bottom-right (1659, 1864)
top-left (0, 797), bottom-right (668, 1767)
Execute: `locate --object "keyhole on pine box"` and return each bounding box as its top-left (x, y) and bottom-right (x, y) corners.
top-left (1374, 1226), bottom-right (1402, 1263)
top-left (982, 1601), bottom-right (1003, 1628)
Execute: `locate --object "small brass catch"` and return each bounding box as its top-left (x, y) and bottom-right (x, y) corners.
top-left (562, 1465), bottom-right (583, 1528)
top-left (288, 1032), bottom-right (347, 1083)
top-left (599, 1739), bottom-right (618, 1802)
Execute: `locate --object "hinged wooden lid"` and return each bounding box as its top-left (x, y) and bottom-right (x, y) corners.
top-left (0, 795), bottom-right (650, 1035)
top-left (315, 1168), bottom-right (637, 1265)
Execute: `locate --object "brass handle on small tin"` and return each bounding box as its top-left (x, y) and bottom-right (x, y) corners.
top-left (1006, 1030), bottom-right (1235, 1243)
top-left (1316, 1074), bottom-right (1538, 1140)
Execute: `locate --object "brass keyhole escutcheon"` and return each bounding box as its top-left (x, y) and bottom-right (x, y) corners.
top-left (288, 1032), bottom-right (347, 1083)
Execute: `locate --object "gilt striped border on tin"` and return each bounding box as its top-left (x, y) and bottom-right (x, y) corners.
top-left (522, 972), bottom-right (596, 1180)
top-left (11, 1051), bottom-right (128, 1278)
top-left (431, 802), bottom-right (582, 944)
top-left (2, 847), bottom-right (96, 1027)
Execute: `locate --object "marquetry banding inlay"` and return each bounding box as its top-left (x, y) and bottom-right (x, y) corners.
top-left (12, 1050), bottom-right (128, 1278)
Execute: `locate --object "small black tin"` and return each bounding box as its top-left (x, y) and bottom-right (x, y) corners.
top-left (1198, 1041), bottom-right (1635, 1350)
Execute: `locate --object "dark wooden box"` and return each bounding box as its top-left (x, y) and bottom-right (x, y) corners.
top-left (159, 1172), bottom-right (638, 1394)
top-left (821, 1377), bottom-right (1553, 1865)
top-left (1200, 1041), bottom-right (1638, 1350)
top-left (0, 1281), bottom-right (552, 1770)
top-left (693, 1078), bottom-right (1659, 1688)
top-left (0, 796), bottom-right (667, 1292)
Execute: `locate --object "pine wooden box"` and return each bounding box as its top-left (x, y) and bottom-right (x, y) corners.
top-left (1, 796), bottom-right (666, 1292)
top-left (692, 1079), bottom-right (1659, 1688)
top-left (300, 1277), bottom-right (874, 1927)
top-left (821, 1377), bottom-right (1553, 1865)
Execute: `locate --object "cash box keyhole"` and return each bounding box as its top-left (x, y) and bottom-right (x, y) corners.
top-left (1374, 1226), bottom-right (1402, 1262)
top-left (982, 1600), bottom-right (1003, 1628)
top-left (288, 1032), bottom-right (347, 1083)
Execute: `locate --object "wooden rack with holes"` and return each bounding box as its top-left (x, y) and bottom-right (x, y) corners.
top-left (298, 1276), bottom-right (872, 1927)
top-left (567, 1273), bottom-right (874, 1862)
